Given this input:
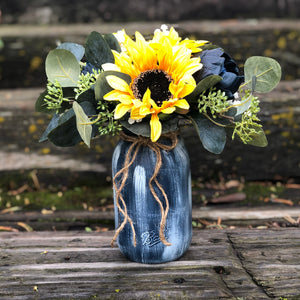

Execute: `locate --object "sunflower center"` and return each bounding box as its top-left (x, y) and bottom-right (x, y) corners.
top-left (132, 69), bottom-right (172, 106)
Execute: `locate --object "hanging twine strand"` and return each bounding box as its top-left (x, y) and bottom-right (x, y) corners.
top-left (111, 131), bottom-right (178, 247)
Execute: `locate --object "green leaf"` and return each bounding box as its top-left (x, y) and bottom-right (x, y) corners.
top-left (39, 114), bottom-right (60, 142)
top-left (244, 56), bottom-right (281, 93)
top-left (186, 75), bottom-right (222, 102)
top-left (94, 71), bottom-right (131, 101)
top-left (47, 101), bottom-right (96, 147)
top-left (77, 88), bottom-right (97, 107)
top-left (103, 33), bottom-right (121, 52)
top-left (247, 126), bottom-right (268, 147)
top-left (121, 119), bottom-right (150, 137)
top-left (189, 112), bottom-right (226, 154)
top-left (57, 43), bottom-right (85, 61)
top-left (85, 31), bottom-right (115, 69)
top-left (120, 116), bottom-right (180, 138)
top-left (46, 49), bottom-right (80, 87)
top-left (73, 101), bottom-right (93, 148)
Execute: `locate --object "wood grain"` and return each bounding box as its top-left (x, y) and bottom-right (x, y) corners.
top-left (0, 229), bottom-right (299, 299)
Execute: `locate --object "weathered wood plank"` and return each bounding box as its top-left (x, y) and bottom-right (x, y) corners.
top-left (0, 229), bottom-right (299, 299)
top-left (1, 207), bottom-right (300, 231)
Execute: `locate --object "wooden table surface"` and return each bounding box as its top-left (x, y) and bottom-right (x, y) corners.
top-left (0, 228), bottom-right (299, 299)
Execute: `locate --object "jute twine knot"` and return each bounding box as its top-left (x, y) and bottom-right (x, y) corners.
top-left (111, 131), bottom-right (178, 247)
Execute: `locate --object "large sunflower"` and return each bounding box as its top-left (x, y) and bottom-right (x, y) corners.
top-left (103, 26), bottom-right (207, 142)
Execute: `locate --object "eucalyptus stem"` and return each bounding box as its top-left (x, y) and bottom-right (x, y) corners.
top-left (203, 113), bottom-right (228, 128)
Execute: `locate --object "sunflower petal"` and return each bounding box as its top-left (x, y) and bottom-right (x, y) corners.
top-left (114, 103), bottom-right (132, 119)
top-left (106, 75), bottom-right (130, 92)
top-left (102, 63), bottom-right (120, 72)
top-left (161, 107), bottom-right (176, 114)
top-left (174, 99), bottom-right (190, 109)
top-left (150, 114), bottom-right (162, 142)
top-left (131, 107), bottom-right (147, 120)
top-left (104, 90), bottom-right (132, 104)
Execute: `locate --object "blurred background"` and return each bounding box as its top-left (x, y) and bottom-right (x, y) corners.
top-left (0, 0), bottom-right (299, 230)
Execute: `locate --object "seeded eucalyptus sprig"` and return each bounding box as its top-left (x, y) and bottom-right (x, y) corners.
top-left (198, 88), bottom-right (229, 117)
top-left (44, 80), bottom-right (70, 112)
top-left (74, 68), bottom-right (101, 99)
top-left (232, 92), bottom-right (262, 144)
top-left (96, 101), bottom-right (122, 136)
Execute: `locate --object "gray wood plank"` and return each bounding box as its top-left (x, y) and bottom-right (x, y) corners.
top-left (1, 229), bottom-right (299, 299)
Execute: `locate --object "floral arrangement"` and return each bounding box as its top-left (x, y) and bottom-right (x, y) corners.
top-left (36, 25), bottom-right (281, 154)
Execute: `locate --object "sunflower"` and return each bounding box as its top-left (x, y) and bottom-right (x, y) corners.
top-left (103, 26), bottom-right (207, 142)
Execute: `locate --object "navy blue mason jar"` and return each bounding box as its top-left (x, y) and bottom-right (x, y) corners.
top-left (112, 133), bottom-right (192, 264)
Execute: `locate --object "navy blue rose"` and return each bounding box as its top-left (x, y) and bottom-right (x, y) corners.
top-left (81, 62), bottom-right (100, 75)
top-left (197, 48), bottom-right (244, 99)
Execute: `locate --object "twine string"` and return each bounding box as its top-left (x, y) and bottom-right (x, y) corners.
top-left (111, 131), bottom-right (178, 247)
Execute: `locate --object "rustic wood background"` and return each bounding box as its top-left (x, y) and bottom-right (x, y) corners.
top-left (1, 13), bottom-right (300, 300)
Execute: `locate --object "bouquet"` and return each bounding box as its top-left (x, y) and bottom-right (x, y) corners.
top-left (36, 25), bottom-right (281, 154)
top-left (35, 25), bottom-right (282, 262)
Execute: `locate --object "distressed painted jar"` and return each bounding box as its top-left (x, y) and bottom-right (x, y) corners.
top-left (112, 134), bottom-right (192, 264)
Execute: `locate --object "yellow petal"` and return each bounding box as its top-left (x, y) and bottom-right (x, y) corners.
top-left (139, 105), bottom-right (151, 116)
top-left (142, 89), bottom-right (154, 109)
top-left (176, 83), bottom-right (196, 99)
top-left (174, 99), bottom-right (190, 109)
top-left (106, 75), bottom-right (130, 93)
top-left (142, 88), bottom-right (151, 102)
top-left (102, 63), bottom-right (120, 72)
top-left (104, 90), bottom-right (132, 104)
top-left (114, 103), bottom-right (132, 119)
top-left (161, 107), bottom-right (176, 114)
top-left (130, 107), bottom-right (146, 120)
top-left (150, 114), bottom-right (162, 142)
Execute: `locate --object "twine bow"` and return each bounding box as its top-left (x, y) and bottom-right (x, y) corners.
top-left (111, 131), bottom-right (178, 247)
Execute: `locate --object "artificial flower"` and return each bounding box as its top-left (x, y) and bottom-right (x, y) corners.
top-left (103, 27), bottom-right (206, 141)
top-left (197, 48), bottom-right (244, 99)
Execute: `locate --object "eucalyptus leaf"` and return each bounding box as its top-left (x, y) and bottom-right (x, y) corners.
top-left (46, 49), bottom-right (80, 87)
top-left (103, 33), bottom-right (121, 52)
top-left (47, 101), bottom-right (96, 147)
top-left (247, 126), bottom-right (268, 147)
top-left (39, 114), bottom-right (60, 142)
top-left (244, 56), bottom-right (281, 93)
top-left (57, 43), bottom-right (85, 61)
top-left (121, 116), bottom-right (180, 138)
top-left (186, 75), bottom-right (222, 102)
top-left (73, 101), bottom-right (92, 148)
top-left (121, 119), bottom-right (150, 137)
top-left (85, 31), bottom-right (115, 69)
top-left (77, 88), bottom-right (97, 107)
top-left (189, 112), bottom-right (226, 154)
top-left (95, 71), bottom-right (131, 101)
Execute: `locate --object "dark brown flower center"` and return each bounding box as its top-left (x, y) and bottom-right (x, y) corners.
top-left (132, 69), bottom-right (172, 106)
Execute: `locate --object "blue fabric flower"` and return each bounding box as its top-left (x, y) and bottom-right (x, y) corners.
top-left (81, 62), bottom-right (100, 75)
top-left (198, 48), bottom-right (244, 99)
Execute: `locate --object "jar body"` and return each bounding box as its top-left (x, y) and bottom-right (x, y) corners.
top-left (112, 136), bottom-right (192, 264)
